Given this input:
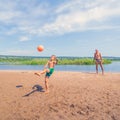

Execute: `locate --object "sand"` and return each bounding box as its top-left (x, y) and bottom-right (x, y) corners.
top-left (0, 70), bottom-right (120, 120)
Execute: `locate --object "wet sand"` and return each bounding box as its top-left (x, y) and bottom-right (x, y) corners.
top-left (0, 71), bottom-right (120, 120)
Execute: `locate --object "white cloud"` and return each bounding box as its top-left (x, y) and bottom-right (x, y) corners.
top-left (19, 36), bottom-right (29, 42)
top-left (0, 0), bottom-right (120, 36)
top-left (1, 49), bottom-right (35, 56)
top-left (37, 0), bottom-right (120, 35)
top-left (0, 0), bottom-right (48, 31)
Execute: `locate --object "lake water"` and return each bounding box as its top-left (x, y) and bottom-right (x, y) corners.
top-left (0, 62), bottom-right (120, 72)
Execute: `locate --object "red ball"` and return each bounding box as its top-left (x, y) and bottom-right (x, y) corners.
top-left (37, 45), bottom-right (44, 52)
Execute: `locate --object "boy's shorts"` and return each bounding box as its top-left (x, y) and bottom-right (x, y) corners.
top-left (45, 68), bottom-right (54, 77)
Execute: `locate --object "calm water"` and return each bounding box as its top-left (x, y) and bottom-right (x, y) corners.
top-left (0, 62), bottom-right (120, 72)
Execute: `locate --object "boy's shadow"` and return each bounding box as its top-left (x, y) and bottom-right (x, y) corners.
top-left (23, 84), bottom-right (44, 97)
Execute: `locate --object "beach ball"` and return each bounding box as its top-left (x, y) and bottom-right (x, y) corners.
top-left (37, 45), bottom-right (44, 52)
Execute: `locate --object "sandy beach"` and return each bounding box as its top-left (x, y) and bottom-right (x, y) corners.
top-left (0, 71), bottom-right (120, 120)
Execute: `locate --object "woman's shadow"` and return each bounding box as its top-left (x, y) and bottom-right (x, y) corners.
top-left (23, 84), bottom-right (44, 97)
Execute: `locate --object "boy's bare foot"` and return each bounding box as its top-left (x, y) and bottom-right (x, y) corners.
top-left (45, 90), bottom-right (49, 94)
top-left (34, 72), bottom-right (41, 77)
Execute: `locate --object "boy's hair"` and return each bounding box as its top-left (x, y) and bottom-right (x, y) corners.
top-left (51, 55), bottom-right (58, 64)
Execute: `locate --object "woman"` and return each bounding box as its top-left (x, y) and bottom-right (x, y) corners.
top-left (94, 49), bottom-right (104, 75)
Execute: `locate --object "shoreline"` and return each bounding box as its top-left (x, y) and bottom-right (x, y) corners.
top-left (0, 69), bottom-right (120, 74)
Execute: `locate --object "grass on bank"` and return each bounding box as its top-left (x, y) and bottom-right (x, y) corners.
top-left (0, 57), bottom-right (112, 65)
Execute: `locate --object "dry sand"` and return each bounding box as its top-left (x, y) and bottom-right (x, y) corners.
top-left (0, 71), bottom-right (120, 120)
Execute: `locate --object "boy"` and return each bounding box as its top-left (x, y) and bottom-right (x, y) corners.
top-left (35, 55), bottom-right (58, 93)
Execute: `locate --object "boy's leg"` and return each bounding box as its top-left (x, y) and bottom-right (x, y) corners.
top-left (35, 69), bottom-right (50, 76)
top-left (41, 69), bottom-right (49, 74)
top-left (45, 76), bottom-right (49, 93)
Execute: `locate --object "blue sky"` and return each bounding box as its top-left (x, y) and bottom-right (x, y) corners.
top-left (0, 0), bottom-right (120, 57)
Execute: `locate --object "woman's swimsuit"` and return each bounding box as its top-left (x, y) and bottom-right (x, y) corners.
top-left (95, 59), bottom-right (101, 63)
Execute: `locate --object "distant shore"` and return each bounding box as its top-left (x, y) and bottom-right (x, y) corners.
top-left (0, 71), bottom-right (120, 120)
top-left (0, 55), bottom-right (114, 65)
